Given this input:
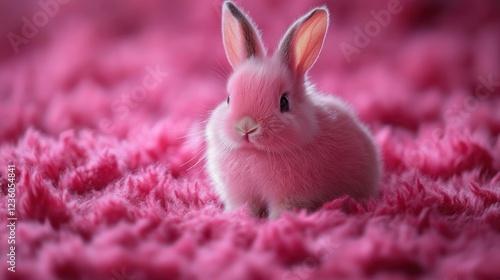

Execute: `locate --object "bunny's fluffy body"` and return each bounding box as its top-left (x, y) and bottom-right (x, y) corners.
top-left (206, 2), bottom-right (381, 219)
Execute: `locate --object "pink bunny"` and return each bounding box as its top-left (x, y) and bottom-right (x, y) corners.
top-left (205, 1), bottom-right (382, 219)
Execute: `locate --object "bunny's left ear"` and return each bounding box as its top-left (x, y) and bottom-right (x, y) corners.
top-left (278, 7), bottom-right (329, 77)
top-left (222, 1), bottom-right (267, 68)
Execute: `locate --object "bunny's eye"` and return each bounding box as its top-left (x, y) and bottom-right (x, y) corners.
top-left (227, 95), bottom-right (230, 105)
top-left (280, 94), bottom-right (289, 112)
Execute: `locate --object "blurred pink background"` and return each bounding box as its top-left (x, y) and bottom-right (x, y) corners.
top-left (1, 0), bottom-right (498, 142)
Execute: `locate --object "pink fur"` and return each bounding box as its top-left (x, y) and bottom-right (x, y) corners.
top-left (206, 2), bottom-right (381, 218)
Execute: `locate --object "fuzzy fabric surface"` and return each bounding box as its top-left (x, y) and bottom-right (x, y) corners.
top-left (1, 0), bottom-right (500, 279)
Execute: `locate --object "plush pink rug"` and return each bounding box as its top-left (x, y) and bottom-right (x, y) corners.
top-left (1, 0), bottom-right (500, 279)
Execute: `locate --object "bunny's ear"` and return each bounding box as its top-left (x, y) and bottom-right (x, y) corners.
top-left (278, 7), bottom-right (329, 77)
top-left (222, 1), bottom-right (266, 68)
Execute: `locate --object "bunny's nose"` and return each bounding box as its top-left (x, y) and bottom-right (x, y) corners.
top-left (235, 116), bottom-right (260, 141)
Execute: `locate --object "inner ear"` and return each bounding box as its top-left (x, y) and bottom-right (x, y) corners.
top-left (277, 7), bottom-right (329, 77)
top-left (222, 2), bottom-right (267, 68)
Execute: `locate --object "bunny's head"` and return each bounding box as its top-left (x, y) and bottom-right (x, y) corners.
top-left (216, 1), bottom-right (329, 152)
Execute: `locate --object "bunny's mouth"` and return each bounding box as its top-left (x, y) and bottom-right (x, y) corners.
top-left (233, 133), bottom-right (264, 150)
top-left (238, 134), bottom-right (257, 145)
top-left (243, 134), bottom-right (251, 143)
top-left (242, 127), bottom-right (259, 142)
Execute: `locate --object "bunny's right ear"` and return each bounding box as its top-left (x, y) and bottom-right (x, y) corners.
top-left (222, 1), bottom-right (267, 68)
